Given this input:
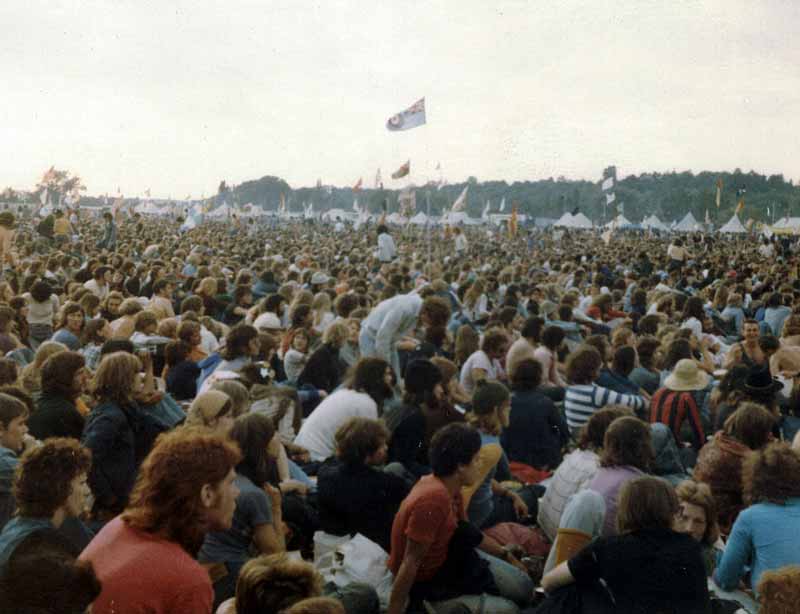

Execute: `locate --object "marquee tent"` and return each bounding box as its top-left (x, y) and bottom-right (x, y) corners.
top-left (673, 212), bottom-right (701, 232)
top-left (719, 214), bottom-right (747, 234)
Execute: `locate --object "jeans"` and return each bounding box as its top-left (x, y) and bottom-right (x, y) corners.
top-left (429, 551), bottom-right (534, 614)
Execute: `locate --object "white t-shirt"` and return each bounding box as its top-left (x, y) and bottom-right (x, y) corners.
top-left (83, 279), bottom-right (109, 301)
top-left (294, 389), bottom-right (378, 461)
top-left (459, 350), bottom-right (503, 394)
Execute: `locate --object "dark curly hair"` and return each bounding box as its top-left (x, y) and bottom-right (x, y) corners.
top-left (743, 442), bottom-right (800, 506)
top-left (223, 324), bottom-right (259, 361)
top-left (335, 417), bottom-right (389, 466)
top-left (14, 438), bottom-right (92, 517)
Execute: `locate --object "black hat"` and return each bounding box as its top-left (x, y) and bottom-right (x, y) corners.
top-left (744, 367), bottom-right (783, 396)
top-left (404, 359), bottom-right (443, 399)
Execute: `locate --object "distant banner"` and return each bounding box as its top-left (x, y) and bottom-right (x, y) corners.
top-left (451, 186), bottom-right (468, 212)
top-left (386, 98), bottom-right (426, 131)
top-left (601, 177), bottom-right (614, 191)
top-left (715, 178), bottom-right (723, 208)
top-left (352, 178), bottom-right (363, 192)
top-left (391, 160), bottom-right (410, 179)
top-left (605, 192), bottom-right (615, 205)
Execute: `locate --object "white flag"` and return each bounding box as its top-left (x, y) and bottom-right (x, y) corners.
top-left (499, 197), bottom-right (506, 212)
top-left (386, 97), bottom-right (426, 131)
top-left (601, 228), bottom-right (613, 245)
top-left (482, 201), bottom-right (491, 219)
top-left (39, 189), bottom-right (48, 206)
top-left (602, 177), bottom-right (614, 191)
top-left (353, 198), bottom-right (359, 212)
top-left (451, 186), bottom-right (468, 212)
top-left (606, 192), bottom-right (615, 205)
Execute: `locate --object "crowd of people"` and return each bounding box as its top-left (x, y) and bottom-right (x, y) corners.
top-left (1, 203), bottom-right (800, 612)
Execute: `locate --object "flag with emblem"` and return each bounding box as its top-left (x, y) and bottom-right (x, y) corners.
top-left (386, 98), bottom-right (426, 131)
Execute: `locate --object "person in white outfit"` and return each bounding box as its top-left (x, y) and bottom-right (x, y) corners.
top-left (376, 225), bottom-right (397, 263)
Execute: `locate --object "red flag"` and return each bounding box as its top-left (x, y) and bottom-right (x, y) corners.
top-left (391, 160), bottom-right (410, 180)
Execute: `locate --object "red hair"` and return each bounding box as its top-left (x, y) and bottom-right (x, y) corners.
top-left (122, 428), bottom-right (241, 555)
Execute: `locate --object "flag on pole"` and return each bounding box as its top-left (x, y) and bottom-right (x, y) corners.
top-left (705, 209), bottom-right (710, 225)
top-left (715, 178), bottom-right (722, 208)
top-left (353, 199), bottom-right (359, 212)
top-left (39, 189), bottom-right (48, 206)
top-left (601, 177), bottom-right (614, 191)
top-left (482, 201), bottom-right (491, 219)
top-left (735, 199), bottom-right (744, 216)
top-left (352, 178), bottom-right (363, 192)
top-left (391, 160), bottom-right (410, 180)
top-left (499, 197), bottom-right (506, 212)
top-left (508, 205), bottom-right (518, 238)
top-left (279, 193), bottom-right (287, 215)
top-left (386, 98), bottom-right (426, 131)
top-left (605, 193), bottom-right (615, 205)
top-left (375, 169), bottom-right (382, 189)
top-left (451, 186), bottom-right (468, 212)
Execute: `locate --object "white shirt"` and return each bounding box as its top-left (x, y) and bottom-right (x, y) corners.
top-left (294, 389), bottom-right (378, 461)
top-left (83, 279), bottom-right (109, 301)
top-left (455, 234), bottom-right (468, 254)
top-left (459, 350), bottom-right (504, 395)
top-left (377, 233), bottom-right (397, 262)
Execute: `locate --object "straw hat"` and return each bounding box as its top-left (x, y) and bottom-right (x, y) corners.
top-left (664, 359), bottom-right (710, 392)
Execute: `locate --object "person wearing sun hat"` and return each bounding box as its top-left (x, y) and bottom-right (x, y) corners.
top-left (649, 358), bottom-right (709, 461)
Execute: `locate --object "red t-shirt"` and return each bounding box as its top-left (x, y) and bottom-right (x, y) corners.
top-left (80, 516), bottom-right (213, 614)
top-left (387, 474), bottom-right (465, 582)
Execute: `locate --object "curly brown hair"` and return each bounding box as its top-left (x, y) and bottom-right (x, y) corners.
top-left (14, 438), bottom-right (91, 517)
top-left (758, 565), bottom-right (800, 614)
top-left (123, 428), bottom-right (241, 555)
top-left (566, 345), bottom-right (603, 385)
top-left (335, 417), bottom-right (389, 465)
top-left (234, 553), bottom-right (323, 614)
top-left (600, 416), bottom-right (654, 471)
top-left (743, 442), bottom-right (800, 506)
top-left (577, 405), bottom-right (633, 451)
top-left (675, 479), bottom-right (720, 546)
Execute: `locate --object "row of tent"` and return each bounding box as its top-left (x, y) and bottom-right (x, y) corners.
top-left (553, 211), bottom-right (749, 234)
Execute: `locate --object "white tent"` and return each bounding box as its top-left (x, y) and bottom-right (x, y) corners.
top-left (409, 212), bottom-right (429, 225)
top-left (673, 212), bottom-right (701, 232)
top-left (207, 203), bottom-right (231, 218)
top-left (386, 212), bottom-right (407, 225)
top-left (719, 214), bottom-right (747, 234)
top-left (605, 214), bottom-right (632, 229)
top-left (553, 212), bottom-right (574, 227)
top-left (642, 215), bottom-right (670, 232)
top-left (442, 211), bottom-right (468, 226)
top-left (569, 212), bottom-right (593, 229)
top-left (322, 208), bottom-right (349, 222)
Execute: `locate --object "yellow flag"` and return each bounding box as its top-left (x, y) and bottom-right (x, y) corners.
top-left (735, 199), bottom-right (744, 216)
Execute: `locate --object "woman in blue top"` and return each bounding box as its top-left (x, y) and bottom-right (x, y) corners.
top-left (463, 380), bottom-right (542, 529)
top-left (51, 303), bottom-right (84, 351)
top-left (715, 442), bottom-right (800, 595)
top-left (199, 412), bottom-right (284, 608)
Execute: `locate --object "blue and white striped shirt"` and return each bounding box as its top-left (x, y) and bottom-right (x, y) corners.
top-left (565, 384), bottom-right (645, 432)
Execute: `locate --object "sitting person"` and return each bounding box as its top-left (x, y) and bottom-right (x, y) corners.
top-left (164, 340), bottom-right (201, 401)
top-left (28, 351), bottom-right (88, 441)
top-left (185, 390), bottom-right (236, 437)
top-left (0, 535), bottom-right (101, 614)
top-left (0, 437), bottom-right (92, 565)
top-left (463, 380), bottom-right (541, 529)
top-left (587, 415), bottom-right (654, 537)
top-left (715, 442), bottom-right (800, 595)
top-left (295, 358), bottom-right (394, 462)
top-left (541, 476), bottom-right (710, 613)
top-left (0, 393), bottom-right (33, 529)
top-left (297, 321), bottom-right (349, 394)
top-left (80, 428), bottom-right (242, 613)
top-left (649, 358), bottom-right (709, 456)
top-left (199, 413), bottom-right (286, 607)
top-left (387, 423), bottom-right (534, 614)
top-left (564, 345), bottom-right (645, 436)
top-left (675, 479), bottom-right (720, 575)
top-left (693, 403), bottom-right (775, 534)
top-left (317, 417), bottom-right (410, 551)
top-left (501, 358), bottom-right (568, 470)
top-left (537, 406), bottom-right (631, 542)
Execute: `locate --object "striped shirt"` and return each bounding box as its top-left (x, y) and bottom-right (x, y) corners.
top-left (565, 384), bottom-right (645, 432)
top-left (649, 388), bottom-right (705, 450)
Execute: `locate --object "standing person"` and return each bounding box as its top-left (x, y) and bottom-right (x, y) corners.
top-left (24, 280), bottom-right (60, 349)
top-left (453, 227), bottom-right (468, 257)
top-left (359, 294), bottom-right (450, 380)
top-left (0, 211), bottom-right (15, 271)
top-left (80, 429), bottom-right (242, 613)
top-left (376, 225), bottom-right (396, 263)
top-left (387, 423), bottom-right (533, 614)
top-left (97, 211), bottom-right (117, 251)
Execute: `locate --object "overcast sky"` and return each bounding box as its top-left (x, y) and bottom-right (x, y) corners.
top-left (2, 1), bottom-right (799, 198)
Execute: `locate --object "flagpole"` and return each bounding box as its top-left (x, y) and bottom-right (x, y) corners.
top-left (426, 190), bottom-right (432, 266)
